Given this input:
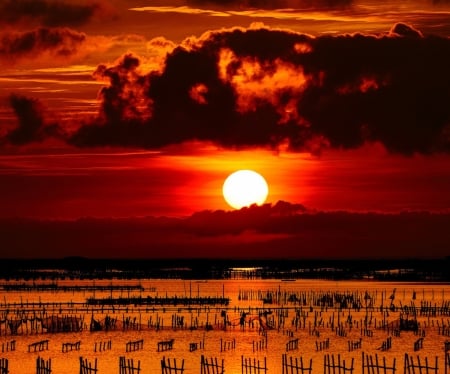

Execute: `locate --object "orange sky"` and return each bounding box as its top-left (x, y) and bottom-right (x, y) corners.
top-left (1, 144), bottom-right (449, 219)
top-left (0, 0), bottom-right (450, 258)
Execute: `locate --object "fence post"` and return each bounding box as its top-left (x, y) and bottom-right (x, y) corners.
top-left (0, 358), bottom-right (9, 374)
top-left (445, 352), bottom-right (450, 374)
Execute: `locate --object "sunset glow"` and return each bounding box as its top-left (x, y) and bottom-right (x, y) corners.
top-left (0, 0), bottom-right (449, 259)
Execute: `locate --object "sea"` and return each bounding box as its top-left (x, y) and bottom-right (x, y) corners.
top-left (0, 277), bottom-right (449, 373)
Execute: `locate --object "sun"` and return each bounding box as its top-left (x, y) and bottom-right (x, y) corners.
top-left (222, 170), bottom-right (269, 209)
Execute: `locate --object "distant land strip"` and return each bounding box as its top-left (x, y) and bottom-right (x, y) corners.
top-left (0, 258), bottom-right (448, 282)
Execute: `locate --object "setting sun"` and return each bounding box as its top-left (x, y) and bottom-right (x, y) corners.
top-left (222, 170), bottom-right (269, 210)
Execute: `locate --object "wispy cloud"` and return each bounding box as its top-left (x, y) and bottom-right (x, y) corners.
top-left (129, 4), bottom-right (450, 36)
top-left (0, 77), bottom-right (101, 86)
top-left (129, 6), bottom-right (230, 17)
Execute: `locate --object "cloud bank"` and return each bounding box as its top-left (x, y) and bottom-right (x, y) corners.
top-left (0, 0), bottom-right (107, 27)
top-left (1, 202), bottom-right (449, 259)
top-left (5, 23), bottom-right (450, 154)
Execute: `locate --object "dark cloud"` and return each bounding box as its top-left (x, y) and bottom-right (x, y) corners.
top-left (186, 201), bottom-right (308, 235)
top-left (70, 54), bottom-right (152, 147)
top-left (68, 24), bottom-right (450, 154)
top-left (7, 95), bottom-right (45, 145)
top-left (0, 27), bottom-right (86, 60)
top-left (1, 203), bottom-right (449, 259)
top-left (0, 0), bottom-right (105, 27)
top-left (6, 95), bottom-right (63, 145)
top-left (389, 23), bottom-right (423, 38)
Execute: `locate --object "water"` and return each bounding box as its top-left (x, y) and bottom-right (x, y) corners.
top-left (0, 279), bottom-right (449, 373)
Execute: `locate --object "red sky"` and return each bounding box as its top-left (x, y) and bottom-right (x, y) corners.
top-left (0, 0), bottom-right (449, 259)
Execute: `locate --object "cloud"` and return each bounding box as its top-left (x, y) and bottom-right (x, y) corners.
top-left (186, 201), bottom-right (308, 236)
top-left (70, 53), bottom-right (153, 147)
top-left (6, 95), bottom-right (63, 145)
top-left (0, 27), bottom-right (86, 63)
top-left (389, 23), bottom-right (423, 38)
top-left (0, 0), bottom-right (110, 28)
top-left (186, 0), bottom-right (353, 10)
top-left (34, 23), bottom-right (449, 154)
top-left (1, 204), bottom-right (449, 259)
top-left (129, 6), bottom-right (230, 18)
top-left (130, 0), bottom-right (354, 18)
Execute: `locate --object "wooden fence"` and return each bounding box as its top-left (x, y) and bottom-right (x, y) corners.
top-left (380, 337), bottom-right (392, 351)
top-left (41, 315), bottom-right (83, 333)
top-left (36, 357), bottom-right (51, 374)
top-left (80, 357), bottom-right (98, 374)
top-left (361, 328), bottom-right (373, 337)
top-left (0, 358), bottom-right (8, 374)
top-left (189, 340), bottom-right (204, 352)
top-left (316, 338), bottom-right (330, 351)
top-left (413, 338), bottom-right (424, 352)
top-left (200, 355), bottom-right (224, 374)
top-left (28, 340), bottom-right (49, 353)
top-left (161, 356), bottom-right (184, 374)
top-left (122, 316), bottom-right (141, 331)
top-left (220, 338), bottom-right (236, 352)
top-left (324, 354), bottom-right (354, 374)
top-left (445, 353), bottom-right (450, 374)
top-left (362, 352), bottom-right (396, 374)
top-left (241, 356), bottom-right (267, 374)
top-left (157, 339), bottom-right (174, 352)
top-left (119, 356), bottom-right (141, 374)
top-left (335, 326), bottom-right (347, 337)
top-left (62, 341), bottom-right (80, 353)
top-left (252, 336), bottom-right (268, 352)
top-left (439, 326), bottom-right (450, 337)
top-left (1, 341), bottom-right (15, 353)
top-left (94, 339), bottom-right (112, 352)
top-left (281, 354), bottom-right (312, 374)
top-left (348, 338), bottom-right (362, 352)
top-left (2, 290), bottom-right (450, 336)
top-left (126, 339), bottom-right (143, 352)
top-left (286, 338), bottom-right (299, 351)
top-left (2, 350), bottom-right (450, 373)
top-left (404, 354), bottom-right (438, 374)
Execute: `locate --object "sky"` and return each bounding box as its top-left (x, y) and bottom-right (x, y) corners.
top-left (0, 0), bottom-right (449, 259)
